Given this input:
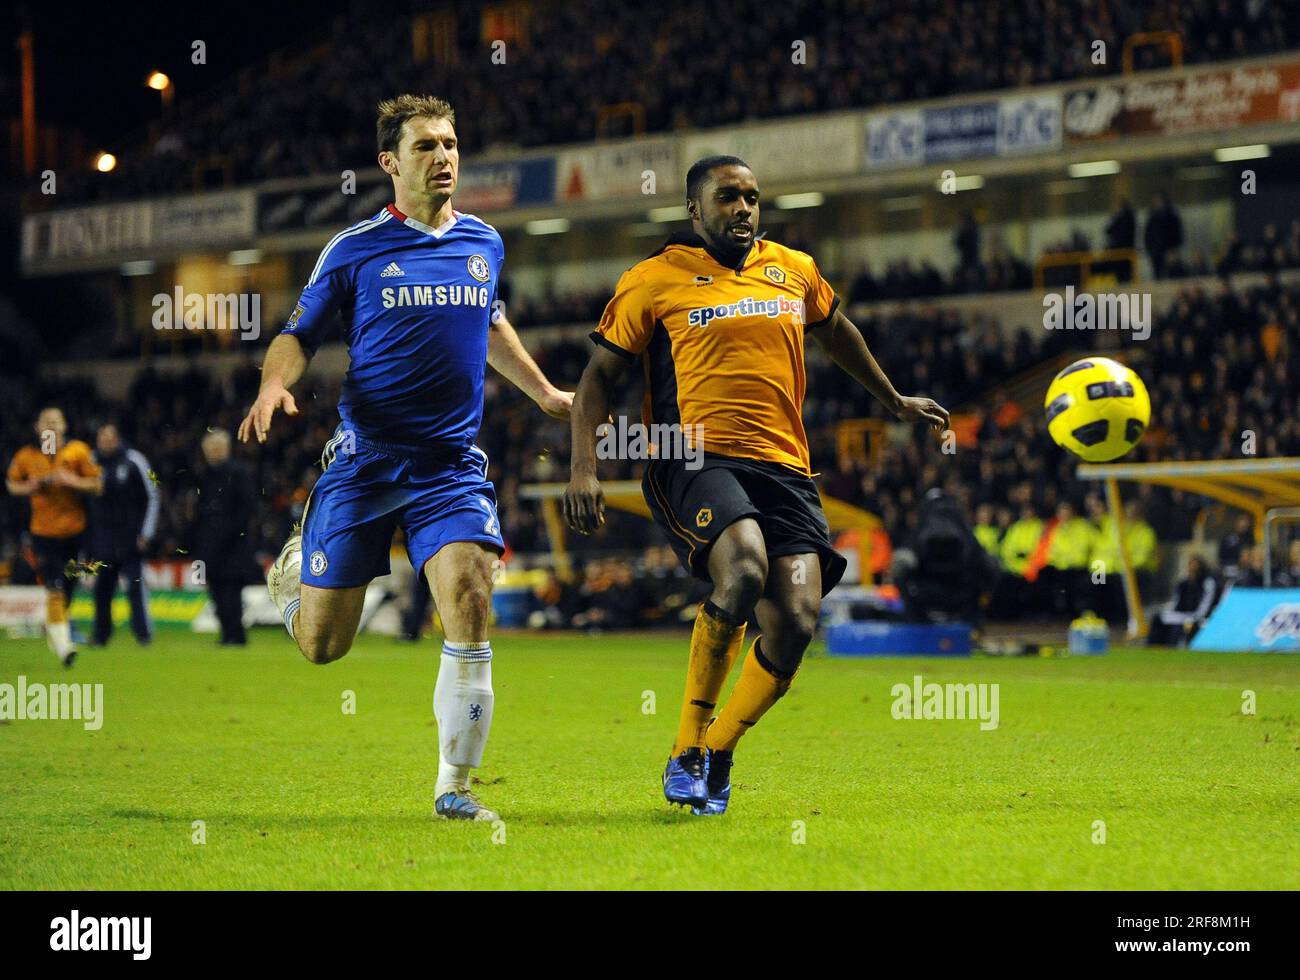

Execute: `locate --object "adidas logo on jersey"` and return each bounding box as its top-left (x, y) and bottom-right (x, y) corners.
top-left (380, 262), bottom-right (405, 278)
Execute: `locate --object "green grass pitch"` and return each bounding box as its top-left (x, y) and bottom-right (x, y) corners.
top-left (2, 630), bottom-right (1297, 890)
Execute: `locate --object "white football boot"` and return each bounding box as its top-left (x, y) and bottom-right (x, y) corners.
top-left (267, 526), bottom-right (303, 639)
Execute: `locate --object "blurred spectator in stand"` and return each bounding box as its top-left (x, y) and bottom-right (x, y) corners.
top-left (1037, 501), bottom-right (1097, 618)
top-left (1217, 513), bottom-right (1254, 582)
top-left (973, 502), bottom-right (1000, 559)
top-left (1147, 555), bottom-right (1219, 646)
top-left (1231, 544), bottom-right (1266, 588)
top-left (1089, 497), bottom-right (1157, 624)
top-left (531, 567), bottom-right (582, 629)
top-left (1144, 191), bottom-right (1184, 279)
top-left (954, 211), bottom-right (981, 276)
top-left (572, 558), bottom-right (645, 630)
top-left (994, 502), bottom-right (1043, 616)
top-left (1270, 539), bottom-right (1300, 587)
top-left (1104, 198), bottom-right (1136, 251)
top-left (848, 262), bottom-right (879, 305)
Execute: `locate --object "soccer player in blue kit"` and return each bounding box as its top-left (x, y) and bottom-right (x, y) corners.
top-left (238, 95), bottom-right (571, 821)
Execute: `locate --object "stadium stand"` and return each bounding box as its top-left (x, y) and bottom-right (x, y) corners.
top-left (8, 0), bottom-right (1300, 635)
top-left (46, 0), bottom-right (1300, 204)
top-left (6, 270), bottom-right (1300, 627)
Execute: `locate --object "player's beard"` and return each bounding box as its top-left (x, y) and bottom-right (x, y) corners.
top-left (702, 218), bottom-right (752, 267)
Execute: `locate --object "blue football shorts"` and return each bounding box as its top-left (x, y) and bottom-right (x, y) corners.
top-left (300, 425), bottom-right (505, 589)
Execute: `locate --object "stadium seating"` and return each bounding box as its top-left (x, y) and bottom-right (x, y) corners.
top-left (7, 272), bottom-right (1299, 627)
top-left (52, 0), bottom-right (1300, 204)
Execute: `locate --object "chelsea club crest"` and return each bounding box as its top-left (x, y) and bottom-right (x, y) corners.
top-left (467, 254), bottom-right (491, 282)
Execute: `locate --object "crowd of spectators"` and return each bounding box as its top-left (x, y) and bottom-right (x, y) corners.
top-left (4, 272), bottom-right (1300, 625)
top-left (820, 274), bottom-right (1300, 558)
top-left (847, 243), bottom-right (1035, 304)
top-left (846, 203), bottom-right (1300, 305)
top-left (57, 0), bottom-right (1300, 204)
top-left (1142, 521), bottom-right (1300, 645)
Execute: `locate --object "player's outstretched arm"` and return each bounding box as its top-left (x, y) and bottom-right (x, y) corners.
top-left (563, 346), bottom-right (631, 534)
top-left (808, 308), bottom-right (950, 430)
top-left (488, 313), bottom-right (573, 421)
top-left (238, 334), bottom-right (309, 444)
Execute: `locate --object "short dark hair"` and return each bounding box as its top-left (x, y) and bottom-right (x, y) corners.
top-left (376, 94), bottom-right (456, 154)
top-left (685, 155), bottom-right (749, 201)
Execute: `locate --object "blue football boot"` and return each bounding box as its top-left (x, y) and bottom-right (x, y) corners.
top-left (434, 789), bottom-right (500, 822)
top-left (692, 748), bottom-right (733, 816)
top-left (662, 747), bottom-right (709, 808)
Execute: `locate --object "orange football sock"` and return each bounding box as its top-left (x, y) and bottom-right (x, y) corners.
top-left (706, 639), bottom-right (796, 752)
top-left (671, 601), bottom-right (747, 756)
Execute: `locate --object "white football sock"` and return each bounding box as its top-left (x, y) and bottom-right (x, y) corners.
top-left (283, 598), bottom-right (300, 640)
top-left (433, 640), bottom-right (494, 796)
top-left (47, 621), bottom-right (73, 660)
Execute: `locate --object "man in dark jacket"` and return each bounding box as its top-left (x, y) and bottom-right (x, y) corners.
top-left (895, 489), bottom-right (998, 623)
top-left (1104, 199), bottom-right (1136, 251)
top-left (1217, 513), bottom-right (1254, 582)
top-left (1148, 555), bottom-right (1219, 646)
top-left (1144, 192), bottom-right (1184, 279)
top-left (953, 211), bottom-right (981, 274)
top-left (193, 429), bottom-right (257, 645)
top-left (90, 424), bottom-right (158, 646)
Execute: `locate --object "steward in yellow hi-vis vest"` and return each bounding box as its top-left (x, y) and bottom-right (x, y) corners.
top-left (564, 156), bottom-right (950, 810)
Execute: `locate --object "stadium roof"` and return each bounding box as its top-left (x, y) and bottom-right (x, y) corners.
top-left (1077, 457), bottom-right (1300, 520)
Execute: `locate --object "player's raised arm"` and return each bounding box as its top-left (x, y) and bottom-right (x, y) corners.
top-left (238, 333), bottom-right (307, 444)
top-left (808, 307), bottom-right (950, 431)
top-left (564, 345), bottom-right (633, 534)
top-left (487, 312), bottom-right (573, 421)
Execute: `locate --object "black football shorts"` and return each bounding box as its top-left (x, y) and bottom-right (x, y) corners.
top-left (30, 533), bottom-right (82, 591)
top-left (642, 452), bottom-right (847, 595)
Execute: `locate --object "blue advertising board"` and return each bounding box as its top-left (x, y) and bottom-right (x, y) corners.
top-left (923, 102), bottom-right (998, 162)
top-left (1190, 587), bottom-right (1300, 651)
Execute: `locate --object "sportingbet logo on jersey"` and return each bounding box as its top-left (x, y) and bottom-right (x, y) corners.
top-left (688, 295), bottom-right (805, 329)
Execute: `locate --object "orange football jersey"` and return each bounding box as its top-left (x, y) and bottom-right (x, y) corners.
top-left (593, 234), bottom-right (839, 475)
top-left (6, 440), bottom-right (100, 538)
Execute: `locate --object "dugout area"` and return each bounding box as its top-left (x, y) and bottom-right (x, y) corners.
top-left (1078, 457), bottom-right (1300, 646)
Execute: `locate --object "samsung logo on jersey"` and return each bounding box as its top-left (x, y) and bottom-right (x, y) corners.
top-left (381, 284), bottom-right (491, 309)
top-left (687, 295), bottom-right (805, 328)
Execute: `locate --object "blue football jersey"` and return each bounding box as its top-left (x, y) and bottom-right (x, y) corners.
top-left (282, 204), bottom-right (505, 453)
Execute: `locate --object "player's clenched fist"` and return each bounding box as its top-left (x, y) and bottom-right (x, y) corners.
top-left (563, 472), bottom-right (605, 535)
top-left (238, 384), bottom-right (299, 444)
